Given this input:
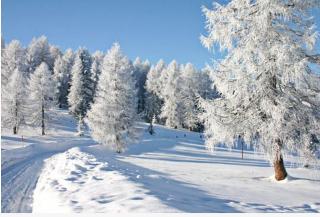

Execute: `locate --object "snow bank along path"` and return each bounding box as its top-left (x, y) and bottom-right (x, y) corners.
top-left (32, 147), bottom-right (176, 212)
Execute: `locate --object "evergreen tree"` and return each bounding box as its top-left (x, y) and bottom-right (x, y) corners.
top-left (26, 36), bottom-right (52, 75)
top-left (133, 57), bottom-right (151, 115)
top-left (28, 62), bottom-right (54, 135)
top-left (53, 49), bottom-right (74, 108)
top-left (86, 43), bottom-right (138, 153)
top-left (200, 0), bottom-right (320, 180)
top-left (160, 60), bottom-right (184, 129)
top-left (2, 68), bottom-right (28, 134)
top-left (1, 40), bottom-right (27, 88)
top-left (91, 51), bottom-right (104, 98)
top-left (180, 63), bottom-right (199, 130)
top-left (68, 48), bottom-right (93, 135)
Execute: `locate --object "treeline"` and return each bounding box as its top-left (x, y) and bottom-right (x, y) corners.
top-left (1, 36), bottom-right (216, 140)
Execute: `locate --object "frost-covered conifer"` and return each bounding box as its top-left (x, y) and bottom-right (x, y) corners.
top-left (1, 40), bottom-right (28, 132)
top-left (160, 60), bottom-right (184, 129)
top-left (26, 36), bottom-right (52, 74)
top-left (146, 60), bottom-right (166, 97)
top-left (180, 63), bottom-right (200, 130)
top-left (2, 69), bottom-right (28, 134)
top-left (53, 49), bottom-right (74, 108)
top-left (86, 43), bottom-right (138, 153)
top-left (68, 48), bottom-right (93, 135)
top-left (91, 51), bottom-right (104, 98)
top-left (28, 62), bottom-right (54, 135)
top-left (133, 57), bottom-right (150, 115)
top-left (200, 0), bottom-right (320, 180)
top-left (1, 40), bottom-right (27, 87)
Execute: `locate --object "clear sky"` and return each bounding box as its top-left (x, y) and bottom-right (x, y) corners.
top-left (1, 0), bottom-right (319, 69)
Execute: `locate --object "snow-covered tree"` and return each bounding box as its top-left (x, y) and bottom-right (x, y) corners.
top-left (200, 0), bottom-right (320, 180)
top-left (28, 62), bottom-right (54, 135)
top-left (49, 45), bottom-right (62, 69)
top-left (160, 60), bottom-right (184, 129)
top-left (68, 48), bottom-right (93, 135)
top-left (2, 69), bottom-right (28, 134)
top-left (26, 36), bottom-right (52, 74)
top-left (86, 43), bottom-right (138, 153)
top-left (49, 45), bottom-right (62, 61)
top-left (133, 57), bottom-right (151, 115)
top-left (1, 40), bottom-right (27, 87)
top-left (198, 67), bottom-right (219, 100)
top-left (53, 49), bottom-right (74, 108)
top-left (144, 61), bottom-right (167, 132)
top-left (180, 63), bottom-right (200, 130)
top-left (91, 51), bottom-right (104, 98)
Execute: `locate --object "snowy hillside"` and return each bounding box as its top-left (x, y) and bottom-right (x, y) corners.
top-left (1, 109), bottom-right (319, 213)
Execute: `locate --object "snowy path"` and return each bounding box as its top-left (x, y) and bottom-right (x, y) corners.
top-left (2, 109), bottom-right (320, 213)
top-left (1, 110), bottom-right (94, 212)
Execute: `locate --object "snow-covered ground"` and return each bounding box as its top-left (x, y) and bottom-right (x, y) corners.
top-left (1, 109), bottom-right (320, 213)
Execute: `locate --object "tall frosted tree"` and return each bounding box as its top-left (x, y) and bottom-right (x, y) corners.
top-left (146, 59), bottom-right (166, 98)
top-left (145, 64), bottom-right (165, 127)
top-left (180, 63), bottom-right (200, 130)
top-left (68, 48), bottom-right (93, 135)
top-left (28, 62), bottom-right (54, 135)
top-left (160, 60), bottom-right (184, 129)
top-left (49, 45), bottom-right (62, 62)
top-left (1, 40), bottom-right (27, 131)
top-left (91, 51), bottom-right (104, 98)
top-left (86, 43), bottom-right (138, 153)
top-left (200, 0), bottom-right (320, 180)
top-left (53, 49), bottom-right (74, 108)
top-left (2, 69), bottom-right (28, 134)
top-left (133, 57), bottom-right (151, 115)
top-left (1, 40), bottom-right (27, 88)
top-left (26, 36), bottom-right (52, 75)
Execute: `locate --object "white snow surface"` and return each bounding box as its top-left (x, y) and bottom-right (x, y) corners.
top-left (1, 109), bottom-right (320, 213)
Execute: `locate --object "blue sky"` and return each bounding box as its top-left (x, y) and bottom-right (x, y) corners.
top-left (1, 0), bottom-right (319, 69)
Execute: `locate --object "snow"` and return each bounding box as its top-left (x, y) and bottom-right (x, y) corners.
top-left (2, 109), bottom-right (320, 213)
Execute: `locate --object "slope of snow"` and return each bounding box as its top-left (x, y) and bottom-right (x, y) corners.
top-left (32, 147), bottom-right (176, 213)
top-left (2, 109), bottom-right (320, 213)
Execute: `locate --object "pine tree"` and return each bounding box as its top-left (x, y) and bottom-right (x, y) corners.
top-left (53, 49), bottom-right (74, 108)
top-left (200, 0), bottom-right (320, 180)
top-left (26, 36), bottom-right (52, 75)
top-left (91, 51), bottom-right (104, 98)
top-left (180, 63), bottom-right (200, 130)
top-left (144, 62), bottom-right (167, 132)
top-left (68, 48), bottom-right (93, 135)
top-left (133, 57), bottom-right (150, 115)
top-left (1, 40), bottom-right (27, 88)
top-left (86, 43), bottom-right (138, 153)
top-left (160, 60), bottom-right (184, 129)
top-left (28, 62), bottom-right (54, 135)
top-left (2, 69), bottom-right (28, 134)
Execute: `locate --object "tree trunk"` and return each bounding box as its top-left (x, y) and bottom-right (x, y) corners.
top-left (13, 126), bottom-right (17, 135)
top-left (148, 122), bottom-right (154, 135)
top-left (41, 104), bottom-right (45, 135)
top-left (13, 102), bottom-right (18, 134)
top-left (116, 135), bottom-right (122, 153)
top-left (241, 140), bottom-right (244, 159)
top-left (273, 139), bottom-right (287, 181)
top-left (273, 154), bottom-right (287, 181)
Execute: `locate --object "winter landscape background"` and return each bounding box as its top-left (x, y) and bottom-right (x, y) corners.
top-left (1, 0), bottom-right (320, 214)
